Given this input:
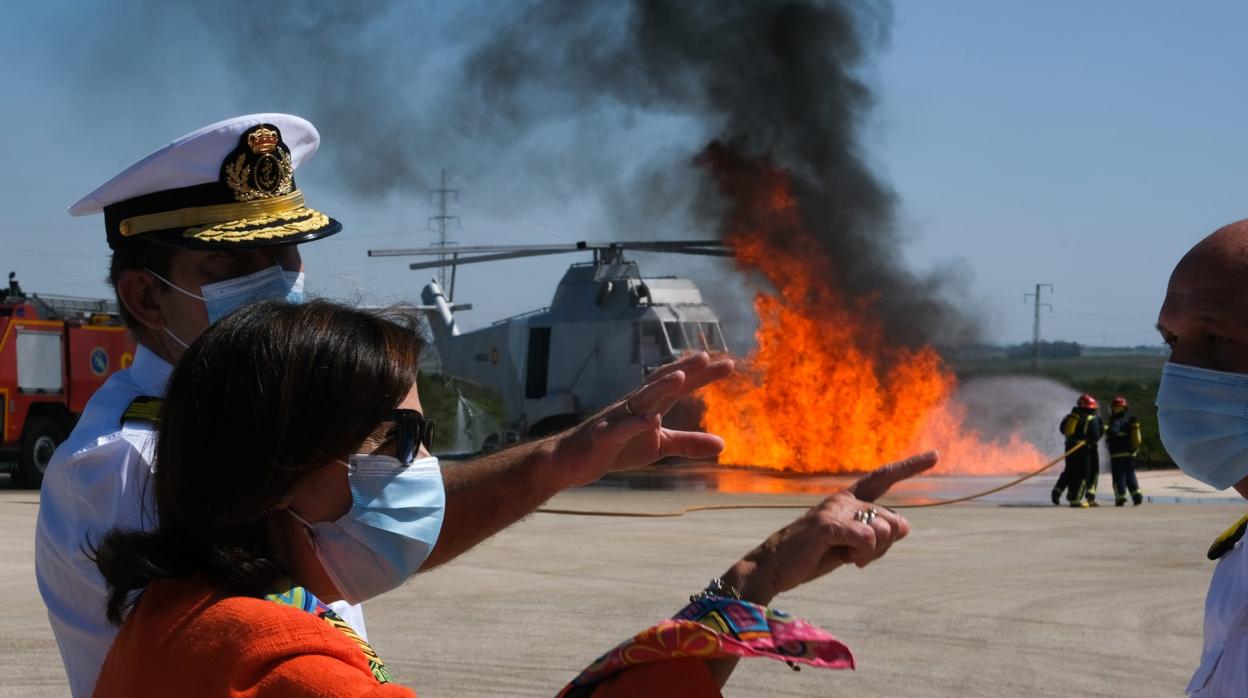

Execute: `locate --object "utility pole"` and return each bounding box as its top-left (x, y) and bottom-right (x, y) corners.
top-left (1024, 283), bottom-right (1054, 369)
top-left (428, 169), bottom-right (459, 295)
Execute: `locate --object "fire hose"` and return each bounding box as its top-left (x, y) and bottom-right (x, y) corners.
top-left (536, 441), bottom-right (1086, 518)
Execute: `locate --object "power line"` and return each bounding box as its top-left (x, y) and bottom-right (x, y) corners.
top-left (427, 169), bottom-right (459, 293)
top-left (1023, 283), bottom-right (1054, 369)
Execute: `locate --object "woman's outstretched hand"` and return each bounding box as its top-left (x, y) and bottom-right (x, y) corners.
top-left (721, 451), bottom-right (939, 606)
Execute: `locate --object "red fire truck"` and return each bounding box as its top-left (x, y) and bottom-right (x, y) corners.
top-left (0, 273), bottom-right (135, 488)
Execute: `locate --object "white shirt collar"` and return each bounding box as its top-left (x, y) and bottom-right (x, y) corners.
top-left (128, 344), bottom-right (174, 397)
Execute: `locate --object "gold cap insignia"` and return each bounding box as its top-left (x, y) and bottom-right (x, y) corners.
top-left (222, 124), bottom-right (294, 202)
top-left (247, 126), bottom-right (280, 154)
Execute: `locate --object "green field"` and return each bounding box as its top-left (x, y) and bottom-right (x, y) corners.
top-left (953, 353), bottom-right (1171, 467)
top-left (953, 354), bottom-right (1166, 384)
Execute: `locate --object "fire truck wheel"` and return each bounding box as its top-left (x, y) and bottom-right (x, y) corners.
top-left (15, 417), bottom-right (65, 489)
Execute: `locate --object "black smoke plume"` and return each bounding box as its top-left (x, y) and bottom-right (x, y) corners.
top-left (76, 0), bottom-right (978, 347)
top-left (459, 0), bottom-right (978, 347)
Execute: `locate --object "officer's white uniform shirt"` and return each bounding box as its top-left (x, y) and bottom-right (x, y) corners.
top-left (35, 344), bottom-right (368, 697)
top-left (1188, 531), bottom-right (1248, 695)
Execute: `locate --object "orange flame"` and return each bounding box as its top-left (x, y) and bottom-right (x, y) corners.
top-left (698, 146), bottom-right (1044, 475)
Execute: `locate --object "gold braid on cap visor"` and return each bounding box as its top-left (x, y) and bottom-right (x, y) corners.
top-left (117, 190), bottom-right (307, 238)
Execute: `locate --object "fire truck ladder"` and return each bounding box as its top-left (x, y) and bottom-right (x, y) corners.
top-left (28, 294), bottom-right (121, 321)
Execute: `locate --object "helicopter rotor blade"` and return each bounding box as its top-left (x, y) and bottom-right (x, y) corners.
top-left (607, 241), bottom-right (733, 257)
top-left (371, 239), bottom-right (729, 258)
top-left (406, 248), bottom-right (583, 270)
top-left (636, 247), bottom-right (735, 257)
top-left (372, 239), bottom-right (735, 269)
top-left (612, 240), bottom-right (726, 249)
top-left (370, 243), bottom-right (585, 258)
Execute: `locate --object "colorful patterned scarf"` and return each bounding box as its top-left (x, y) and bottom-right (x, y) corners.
top-left (558, 596), bottom-right (854, 697)
top-left (266, 584), bottom-right (394, 684)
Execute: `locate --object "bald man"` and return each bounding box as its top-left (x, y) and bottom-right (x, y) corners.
top-left (1155, 220), bottom-right (1248, 695)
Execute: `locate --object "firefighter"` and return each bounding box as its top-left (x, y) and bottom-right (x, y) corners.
top-left (1106, 396), bottom-right (1144, 506)
top-left (1052, 393), bottom-right (1104, 507)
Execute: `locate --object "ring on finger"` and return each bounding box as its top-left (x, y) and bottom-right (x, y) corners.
top-left (853, 507), bottom-right (878, 524)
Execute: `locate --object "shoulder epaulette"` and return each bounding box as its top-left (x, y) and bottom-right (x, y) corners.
top-left (1209, 514), bottom-right (1248, 561)
top-left (120, 396), bottom-right (163, 426)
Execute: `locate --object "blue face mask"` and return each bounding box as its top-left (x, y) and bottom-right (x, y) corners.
top-left (148, 264), bottom-right (305, 325)
top-left (1156, 362), bottom-right (1248, 490)
top-left (290, 454), bottom-right (445, 604)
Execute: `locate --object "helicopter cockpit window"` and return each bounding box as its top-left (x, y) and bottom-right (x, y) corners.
top-left (636, 322), bottom-right (668, 364)
top-left (674, 321), bottom-right (727, 352)
top-left (701, 322), bottom-right (726, 351)
top-left (680, 322), bottom-right (706, 351)
top-left (663, 322), bottom-right (687, 352)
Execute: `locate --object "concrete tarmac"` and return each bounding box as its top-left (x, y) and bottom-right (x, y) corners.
top-left (0, 480), bottom-right (1236, 697)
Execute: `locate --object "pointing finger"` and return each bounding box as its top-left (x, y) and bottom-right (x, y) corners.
top-left (849, 450), bottom-right (939, 503)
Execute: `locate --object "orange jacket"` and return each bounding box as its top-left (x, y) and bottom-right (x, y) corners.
top-left (93, 577), bottom-right (414, 698)
top-left (93, 576), bottom-right (717, 697)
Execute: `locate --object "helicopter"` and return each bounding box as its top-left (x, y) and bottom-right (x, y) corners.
top-left (367, 240), bottom-right (732, 437)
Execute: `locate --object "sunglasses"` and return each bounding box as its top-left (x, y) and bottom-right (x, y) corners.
top-left (387, 409), bottom-right (435, 465)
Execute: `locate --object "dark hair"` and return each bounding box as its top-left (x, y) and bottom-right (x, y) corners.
top-left (107, 238), bottom-right (175, 333)
top-left (91, 299), bottom-right (423, 624)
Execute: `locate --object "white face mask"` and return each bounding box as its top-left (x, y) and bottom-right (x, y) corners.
top-left (289, 454), bottom-right (445, 604)
top-left (148, 264), bottom-right (305, 326)
top-left (1156, 362), bottom-right (1248, 490)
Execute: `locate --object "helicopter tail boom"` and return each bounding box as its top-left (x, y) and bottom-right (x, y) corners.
top-left (421, 279), bottom-right (461, 339)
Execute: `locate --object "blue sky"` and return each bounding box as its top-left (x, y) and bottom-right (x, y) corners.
top-left (876, 1), bottom-right (1248, 346)
top-left (1, 1), bottom-right (1244, 347)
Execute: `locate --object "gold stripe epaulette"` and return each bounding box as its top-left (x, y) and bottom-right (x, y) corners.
top-left (120, 396), bottom-right (163, 426)
top-left (1209, 514), bottom-right (1248, 561)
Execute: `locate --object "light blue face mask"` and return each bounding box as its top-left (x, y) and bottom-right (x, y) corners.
top-left (290, 454), bottom-right (445, 604)
top-left (148, 264), bottom-right (305, 325)
top-left (1156, 362), bottom-right (1248, 490)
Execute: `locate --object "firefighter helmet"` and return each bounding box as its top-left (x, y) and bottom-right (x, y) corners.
top-left (1112, 396), bottom-right (1128, 409)
top-left (1077, 394), bottom-right (1098, 409)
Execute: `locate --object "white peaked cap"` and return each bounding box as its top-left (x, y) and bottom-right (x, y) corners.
top-left (70, 114), bottom-right (319, 216)
top-left (68, 114), bottom-right (340, 251)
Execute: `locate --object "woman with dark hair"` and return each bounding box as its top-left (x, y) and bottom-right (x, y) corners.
top-left (90, 299), bottom-right (928, 697)
top-left (93, 299), bottom-right (436, 696)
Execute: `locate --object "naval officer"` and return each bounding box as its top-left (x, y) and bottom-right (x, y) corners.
top-left (35, 114), bottom-right (734, 696)
top-left (35, 114), bottom-right (350, 697)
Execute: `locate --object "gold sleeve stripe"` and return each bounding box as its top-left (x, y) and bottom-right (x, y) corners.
top-left (121, 397), bottom-right (163, 425)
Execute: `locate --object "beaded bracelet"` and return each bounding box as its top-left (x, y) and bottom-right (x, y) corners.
top-left (689, 577), bottom-right (743, 603)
